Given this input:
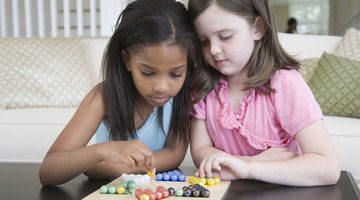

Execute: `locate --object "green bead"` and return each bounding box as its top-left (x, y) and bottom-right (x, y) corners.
top-left (127, 180), bottom-right (136, 190)
top-left (119, 181), bottom-right (128, 188)
top-left (175, 188), bottom-right (184, 196)
top-left (100, 185), bottom-right (108, 194)
top-left (108, 186), bottom-right (117, 194)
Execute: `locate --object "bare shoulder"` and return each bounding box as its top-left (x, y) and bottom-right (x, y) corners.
top-left (73, 82), bottom-right (106, 127)
top-left (80, 83), bottom-right (105, 108)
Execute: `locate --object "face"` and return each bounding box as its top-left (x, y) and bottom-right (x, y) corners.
top-left (194, 4), bottom-right (261, 79)
top-left (126, 41), bottom-right (188, 108)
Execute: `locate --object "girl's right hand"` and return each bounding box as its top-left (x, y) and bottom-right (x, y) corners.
top-left (97, 140), bottom-right (155, 172)
top-left (195, 153), bottom-right (249, 180)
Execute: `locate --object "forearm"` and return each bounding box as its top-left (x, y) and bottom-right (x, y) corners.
top-left (247, 153), bottom-right (340, 186)
top-left (39, 144), bottom-right (102, 186)
top-left (85, 144), bottom-right (188, 177)
top-left (84, 149), bottom-right (185, 178)
top-left (84, 163), bottom-right (145, 179)
top-left (153, 147), bottom-right (186, 171)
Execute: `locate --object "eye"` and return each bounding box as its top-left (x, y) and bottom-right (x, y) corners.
top-left (141, 71), bottom-right (154, 77)
top-left (220, 34), bottom-right (232, 41)
top-left (170, 72), bottom-right (184, 78)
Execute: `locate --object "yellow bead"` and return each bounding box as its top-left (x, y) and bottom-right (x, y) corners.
top-left (207, 178), bottom-right (215, 186)
top-left (188, 176), bottom-right (197, 185)
top-left (147, 170), bottom-right (155, 177)
top-left (140, 193), bottom-right (150, 200)
top-left (213, 176), bottom-right (221, 184)
top-left (198, 181), bottom-right (205, 186)
top-left (199, 177), bottom-right (207, 184)
top-left (116, 186), bottom-right (126, 194)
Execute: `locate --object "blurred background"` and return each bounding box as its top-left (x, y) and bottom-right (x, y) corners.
top-left (181, 0), bottom-right (360, 36)
top-left (0, 0), bottom-right (359, 37)
top-left (270, 0), bottom-right (360, 36)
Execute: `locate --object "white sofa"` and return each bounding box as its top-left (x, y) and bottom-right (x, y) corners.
top-left (0, 33), bottom-right (359, 184)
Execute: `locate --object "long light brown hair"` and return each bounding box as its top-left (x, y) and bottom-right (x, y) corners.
top-left (188, 0), bottom-right (300, 103)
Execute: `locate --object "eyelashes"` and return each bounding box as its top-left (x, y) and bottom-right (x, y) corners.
top-left (199, 35), bottom-right (232, 47)
top-left (140, 71), bottom-right (184, 78)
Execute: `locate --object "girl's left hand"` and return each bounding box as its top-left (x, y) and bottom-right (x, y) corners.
top-left (195, 153), bottom-right (250, 180)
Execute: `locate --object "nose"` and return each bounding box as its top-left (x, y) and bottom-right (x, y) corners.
top-left (209, 40), bottom-right (222, 55)
top-left (153, 77), bottom-right (169, 93)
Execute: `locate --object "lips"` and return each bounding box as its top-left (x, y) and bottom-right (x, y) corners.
top-left (214, 59), bottom-right (227, 66)
top-left (151, 96), bottom-right (169, 105)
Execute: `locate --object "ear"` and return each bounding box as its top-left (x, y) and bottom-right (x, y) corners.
top-left (121, 50), bottom-right (131, 71)
top-left (252, 16), bottom-right (265, 41)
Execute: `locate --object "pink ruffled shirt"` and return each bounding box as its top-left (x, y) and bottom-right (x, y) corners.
top-left (191, 69), bottom-right (323, 156)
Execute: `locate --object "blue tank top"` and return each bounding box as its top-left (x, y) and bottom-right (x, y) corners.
top-left (95, 100), bottom-right (173, 151)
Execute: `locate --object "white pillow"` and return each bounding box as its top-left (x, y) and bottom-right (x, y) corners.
top-left (0, 38), bottom-right (91, 109)
top-left (334, 27), bottom-right (360, 61)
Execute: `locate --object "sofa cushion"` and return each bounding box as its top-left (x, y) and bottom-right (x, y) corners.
top-left (0, 38), bottom-right (92, 109)
top-left (299, 58), bottom-right (319, 82)
top-left (324, 116), bottom-right (360, 182)
top-left (278, 32), bottom-right (342, 60)
top-left (308, 52), bottom-right (360, 118)
top-left (0, 108), bottom-right (74, 162)
top-left (334, 28), bottom-right (360, 61)
top-left (81, 38), bottom-right (109, 86)
top-left (0, 108), bottom-right (75, 125)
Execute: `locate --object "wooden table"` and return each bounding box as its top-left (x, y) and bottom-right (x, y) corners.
top-left (0, 163), bottom-right (359, 200)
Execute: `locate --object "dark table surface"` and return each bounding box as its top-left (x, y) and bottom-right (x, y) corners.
top-left (0, 162), bottom-right (359, 200)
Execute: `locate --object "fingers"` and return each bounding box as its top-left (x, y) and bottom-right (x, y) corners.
top-left (105, 140), bottom-right (154, 169)
top-left (134, 141), bottom-right (154, 157)
top-left (197, 154), bottom-right (224, 178)
top-left (144, 155), bottom-right (156, 173)
top-left (130, 141), bottom-right (154, 168)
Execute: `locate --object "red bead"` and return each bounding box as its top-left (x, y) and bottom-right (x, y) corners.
top-left (135, 189), bottom-right (143, 198)
top-left (156, 186), bottom-right (166, 192)
top-left (154, 191), bottom-right (163, 199)
top-left (161, 190), bottom-right (169, 198)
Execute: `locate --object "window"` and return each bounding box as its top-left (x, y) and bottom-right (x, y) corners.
top-left (289, 0), bottom-right (329, 35)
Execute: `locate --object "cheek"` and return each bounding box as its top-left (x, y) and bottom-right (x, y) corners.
top-left (172, 77), bottom-right (187, 94)
top-left (131, 73), bottom-right (149, 91)
top-left (168, 73), bottom-right (188, 97)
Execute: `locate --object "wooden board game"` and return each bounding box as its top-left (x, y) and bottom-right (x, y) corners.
top-left (82, 175), bottom-right (231, 200)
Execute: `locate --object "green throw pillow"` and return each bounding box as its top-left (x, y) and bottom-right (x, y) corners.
top-left (299, 58), bottom-right (319, 83)
top-left (308, 52), bottom-right (360, 118)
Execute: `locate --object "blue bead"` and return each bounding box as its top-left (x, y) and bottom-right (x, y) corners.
top-left (156, 173), bottom-right (163, 181)
top-left (170, 174), bottom-right (178, 181)
top-left (178, 174), bottom-right (186, 182)
top-left (163, 174), bottom-right (171, 181)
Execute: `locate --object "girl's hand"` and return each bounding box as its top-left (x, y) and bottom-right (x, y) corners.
top-left (211, 167), bottom-right (237, 180)
top-left (195, 153), bottom-right (249, 180)
top-left (253, 147), bottom-right (297, 162)
top-left (98, 140), bottom-right (155, 172)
